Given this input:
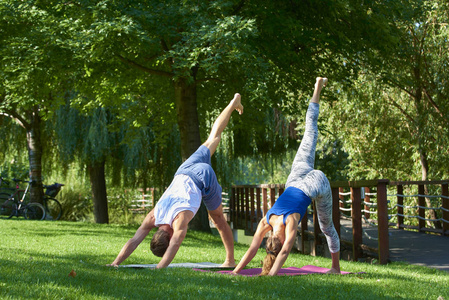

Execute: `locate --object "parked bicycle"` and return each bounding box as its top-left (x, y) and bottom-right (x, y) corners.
top-left (42, 183), bottom-right (64, 220)
top-left (0, 179), bottom-right (46, 220)
top-left (0, 179), bottom-right (64, 220)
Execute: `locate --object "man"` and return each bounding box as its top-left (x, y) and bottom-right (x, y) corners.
top-left (108, 93), bottom-right (243, 268)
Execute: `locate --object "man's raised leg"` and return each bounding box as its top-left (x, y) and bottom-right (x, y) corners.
top-left (203, 93), bottom-right (243, 156)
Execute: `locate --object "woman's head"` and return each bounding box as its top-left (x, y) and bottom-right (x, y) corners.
top-left (150, 228), bottom-right (171, 257)
top-left (260, 236), bottom-right (283, 275)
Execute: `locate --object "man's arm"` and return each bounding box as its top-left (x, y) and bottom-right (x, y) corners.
top-left (232, 219), bottom-right (271, 274)
top-left (156, 211), bottom-right (194, 268)
top-left (108, 210), bottom-right (156, 266)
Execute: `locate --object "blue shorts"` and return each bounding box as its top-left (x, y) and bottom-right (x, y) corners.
top-left (175, 145), bottom-right (222, 211)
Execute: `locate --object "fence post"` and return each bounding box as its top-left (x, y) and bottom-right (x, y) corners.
top-left (442, 184), bottom-right (449, 236)
top-left (351, 187), bottom-right (362, 261)
top-left (230, 187), bottom-right (235, 227)
top-left (332, 187), bottom-right (341, 237)
top-left (270, 186), bottom-right (276, 207)
top-left (244, 187), bottom-right (249, 232)
top-left (364, 187), bottom-right (371, 219)
top-left (397, 185), bottom-right (404, 229)
top-left (262, 187), bottom-right (268, 216)
top-left (339, 187), bottom-right (345, 212)
top-left (377, 180), bottom-right (389, 265)
top-left (238, 187), bottom-right (243, 228)
top-left (256, 188), bottom-right (261, 220)
top-left (418, 185), bottom-right (425, 232)
top-left (301, 208), bottom-right (308, 254)
top-left (250, 187), bottom-right (255, 233)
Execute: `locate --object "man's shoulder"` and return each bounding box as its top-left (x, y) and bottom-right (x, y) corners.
top-left (173, 210), bottom-right (195, 226)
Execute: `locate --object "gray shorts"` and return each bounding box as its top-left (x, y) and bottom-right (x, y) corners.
top-left (175, 145), bottom-right (222, 211)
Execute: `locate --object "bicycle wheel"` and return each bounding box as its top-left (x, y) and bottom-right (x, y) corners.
top-left (0, 195), bottom-right (15, 219)
top-left (24, 203), bottom-right (46, 220)
top-left (43, 197), bottom-right (63, 220)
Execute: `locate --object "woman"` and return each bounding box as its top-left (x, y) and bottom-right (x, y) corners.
top-left (232, 77), bottom-right (340, 276)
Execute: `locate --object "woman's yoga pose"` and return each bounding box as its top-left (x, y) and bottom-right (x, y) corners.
top-left (232, 77), bottom-right (340, 276)
top-left (108, 94), bottom-right (243, 268)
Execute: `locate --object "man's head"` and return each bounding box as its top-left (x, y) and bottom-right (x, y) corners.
top-left (150, 225), bottom-right (172, 257)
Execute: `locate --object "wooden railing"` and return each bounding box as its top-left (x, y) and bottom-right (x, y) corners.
top-left (230, 179), bottom-right (449, 265)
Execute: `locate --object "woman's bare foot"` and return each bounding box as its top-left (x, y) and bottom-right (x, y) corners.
top-left (231, 93), bottom-right (243, 115)
top-left (311, 77), bottom-right (328, 103)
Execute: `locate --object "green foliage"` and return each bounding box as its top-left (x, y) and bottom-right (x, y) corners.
top-left (1, 220), bottom-right (448, 299)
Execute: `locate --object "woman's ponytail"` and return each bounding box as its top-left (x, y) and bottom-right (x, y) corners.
top-left (260, 236), bottom-right (282, 275)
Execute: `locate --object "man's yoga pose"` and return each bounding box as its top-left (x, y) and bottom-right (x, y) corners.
top-left (232, 78), bottom-right (340, 276)
top-left (108, 94), bottom-right (243, 268)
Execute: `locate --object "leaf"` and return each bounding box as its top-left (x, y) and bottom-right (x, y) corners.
top-left (68, 269), bottom-right (77, 277)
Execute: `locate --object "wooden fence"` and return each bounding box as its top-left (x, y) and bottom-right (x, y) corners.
top-left (230, 179), bottom-right (449, 265)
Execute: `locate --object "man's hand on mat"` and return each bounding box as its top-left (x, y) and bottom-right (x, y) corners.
top-left (326, 268), bottom-right (341, 274)
top-left (106, 263), bottom-right (119, 267)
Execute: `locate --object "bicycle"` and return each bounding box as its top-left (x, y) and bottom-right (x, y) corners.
top-left (42, 183), bottom-right (64, 220)
top-left (0, 179), bottom-right (46, 220)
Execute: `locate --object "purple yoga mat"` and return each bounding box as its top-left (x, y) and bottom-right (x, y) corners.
top-left (194, 265), bottom-right (353, 276)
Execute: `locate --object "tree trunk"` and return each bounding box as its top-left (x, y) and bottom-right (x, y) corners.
top-left (88, 160), bottom-right (109, 224)
top-left (26, 106), bottom-right (44, 204)
top-left (174, 78), bottom-right (209, 231)
top-left (413, 62), bottom-right (441, 230)
top-left (419, 149), bottom-right (442, 229)
top-left (174, 78), bottom-right (202, 160)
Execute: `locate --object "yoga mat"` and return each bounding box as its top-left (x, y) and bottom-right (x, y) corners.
top-left (120, 262), bottom-right (223, 269)
top-left (194, 265), bottom-right (355, 276)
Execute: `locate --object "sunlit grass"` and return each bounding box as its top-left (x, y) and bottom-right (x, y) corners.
top-left (1, 220), bottom-right (448, 299)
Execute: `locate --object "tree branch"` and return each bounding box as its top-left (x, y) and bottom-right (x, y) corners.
top-left (0, 109), bottom-right (29, 129)
top-left (117, 55), bottom-right (174, 78)
top-left (195, 77), bottom-right (226, 85)
top-left (422, 86), bottom-right (445, 120)
top-left (386, 95), bottom-right (415, 124)
top-left (383, 76), bottom-right (416, 99)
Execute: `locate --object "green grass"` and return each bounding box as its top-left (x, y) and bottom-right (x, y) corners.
top-left (1, 220), bottom-right (448, 299)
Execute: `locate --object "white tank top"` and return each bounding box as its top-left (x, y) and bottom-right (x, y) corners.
top-left (154, 175), bottom-right (202, 227)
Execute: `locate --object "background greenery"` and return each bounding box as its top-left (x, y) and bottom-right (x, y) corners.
top-left (1, 220), bottom-right (448, 299)
top-left (1, 0), bottom-right (448, 223)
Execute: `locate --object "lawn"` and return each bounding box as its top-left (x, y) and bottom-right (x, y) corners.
top-left (1, 220), bottom-right (448, 299)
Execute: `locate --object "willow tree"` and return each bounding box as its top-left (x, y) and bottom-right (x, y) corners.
top-left (0, 1), bottom-right (75, 202)
top-left (69, 0), bottom-right (262, 161)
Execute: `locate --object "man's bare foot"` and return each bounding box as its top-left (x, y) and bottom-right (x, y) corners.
top-left (315, 77), bottom-right (328, 90)
top-left (326, 267), bottom-right (341, 274)
top-left (231, 93), bottom-right (243, 115)
top-left (221, 260), bottom-right (236, 268)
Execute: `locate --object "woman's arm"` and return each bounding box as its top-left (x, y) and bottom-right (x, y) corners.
top-left (267, 215), bottom-right (299, 276)
top-left (232, 220), bottom-right (271, 274)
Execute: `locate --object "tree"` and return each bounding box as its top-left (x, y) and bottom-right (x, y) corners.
top-left (0, 1), bottom-right (76, 202)
top-left (324, 0), bottom-right (449, 228)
